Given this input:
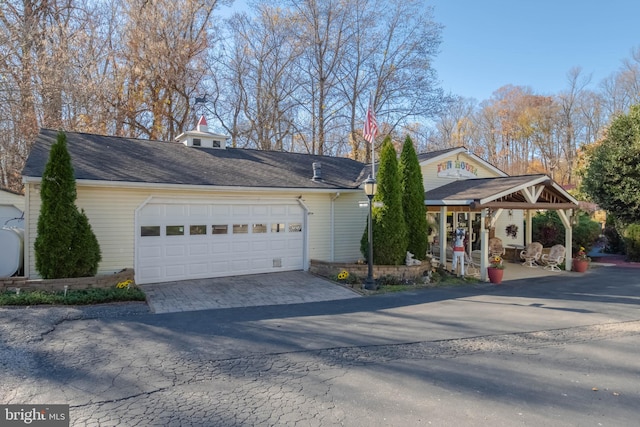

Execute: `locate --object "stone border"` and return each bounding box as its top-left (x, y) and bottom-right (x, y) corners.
top-left (0, 269), bottom-right (135, 292)
top-left (310, 259), bottom-right (428, 281)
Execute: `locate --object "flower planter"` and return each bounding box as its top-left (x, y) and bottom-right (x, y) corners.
top-left (487, 267), bottom-right (504, 284)
top-left (573, 259), bottom-right (589, 273)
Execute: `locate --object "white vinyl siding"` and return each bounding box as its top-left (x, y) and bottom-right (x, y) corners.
top-left (301, 193), bottom-right (332, 261)
top-left (333, 193), bottom-right (368, 262)
top-left (24, 184), bottom-right (364, 279)
top-left (0, 190), bottom-right (25, 211)
top-left (422, 153), bottom-right (505, 192)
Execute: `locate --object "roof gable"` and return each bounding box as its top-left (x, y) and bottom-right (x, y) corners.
top-left (425, 174), bottom-right (579, 209)
top-left (418, 146), bottom-right (507, 178)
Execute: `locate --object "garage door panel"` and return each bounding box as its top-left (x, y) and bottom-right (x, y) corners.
top-left (165, 244), bottom-right (186, 257)
top-left (138, 245), bottom-right (162, 259)
top-left (188, 204), bottom-right (208, 217)
top-left (232, 241), bottom-right (250, 252)
top-left (270, 239), bottom-right (286, 250)
top-left (188, 243), bottom-right (209, 255)
top-left (211, 260), bottom-right (230, 274)
top-left (139, 204), bottom-right (162, 220)
top-left (165, 265), bottom-right (186, 278)
top-left (252, 205), bottom-right (269, 216)
top-left (165, 204), bottom-right (187, 217)
top-left (231, 259), bottom-right (250, 271)
top-left (188, 262), bottom-right (209, 275)
top-left (251, 240), bottom-right (269, 251)
top-left (212, 241), bottom-right (231, 254)
top-left (288, 238), bottom-right (303, 250)
top-left (232, 205), bottom-right (251, 216)
top-left (251, 258), bottom-right (273, 272)
top-left (213, 205), bottom-right (230, 216)
top-left (137, 201), bottom-right (304, 284)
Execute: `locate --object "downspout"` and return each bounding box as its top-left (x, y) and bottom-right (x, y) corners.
top-left (23, 183), bottom-right (31, 278)
top-left (133, 196), bottom-right (154, 284)
top-left (330, 192), bottom-right (341, 261)
top-left (297, 197), bottom-right (312, 271)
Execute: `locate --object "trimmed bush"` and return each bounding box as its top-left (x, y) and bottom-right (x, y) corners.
top-left (35, 131), bottom-right (102, 278)
top-left (623, 223), bottom-right (640, 262)
top-left (400, 136), bottom-right (428, 260)
top-left (361, 137), bottom-right (408, 265)
top-left (531, 210), bottom-right (600, 253)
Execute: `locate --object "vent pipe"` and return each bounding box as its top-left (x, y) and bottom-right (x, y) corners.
top-left (312, 162), bottom-right (322, 181)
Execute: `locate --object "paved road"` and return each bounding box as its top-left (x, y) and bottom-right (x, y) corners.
top-left (1, 267), bottom-right (639, 426)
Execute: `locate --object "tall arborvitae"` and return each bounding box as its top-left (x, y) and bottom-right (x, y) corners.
top-left (361, 136), bottom-right (408, 265)
top-left (400, 136), bottom-right (428, 260)
top-left (35, 131), bottom-right (101, 278)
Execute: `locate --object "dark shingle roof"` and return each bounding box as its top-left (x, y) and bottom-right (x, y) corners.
top-left (23, 129), bottom-right (368, 190)
top-left (417, 147), bottom-right (461, 162)
top-left (425, 175), bottom-right (548, 202)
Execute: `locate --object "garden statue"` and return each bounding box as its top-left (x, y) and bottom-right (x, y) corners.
top-left (451, 227), bottom-right (466, 276)
top-left (405, 251), bottom-right (422, 266)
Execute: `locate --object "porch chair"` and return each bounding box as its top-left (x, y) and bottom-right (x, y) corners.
top-left (520, 242), bottom-right (543, 267)
top-left (541, 244), bottom-right (565, 271)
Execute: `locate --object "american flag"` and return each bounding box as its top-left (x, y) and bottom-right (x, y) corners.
top-left (363, 100), bottom-right (378, 144)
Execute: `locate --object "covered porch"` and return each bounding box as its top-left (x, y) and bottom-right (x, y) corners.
top-left (425, 174), bottom-right (580, 281)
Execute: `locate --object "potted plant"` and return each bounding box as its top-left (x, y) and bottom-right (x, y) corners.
top-left (487, 255), bottom-right (505, 284)
top-left (573, 247), bottom-right (590, 272)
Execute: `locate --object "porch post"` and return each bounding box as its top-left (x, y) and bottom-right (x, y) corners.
top-left (480, 208), bottom-right (489, 281)
top-left (439, 206), bottom-right (447, 266)
top-left (525, 209), bottom-right (533, 246)
top-left (557, 209), bottom-right (573, 271)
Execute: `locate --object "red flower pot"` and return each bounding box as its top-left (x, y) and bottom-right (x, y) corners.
top-left (573, 259), bottom-right (589, 272)
top-left (487, 267), bottom-right (504, 284)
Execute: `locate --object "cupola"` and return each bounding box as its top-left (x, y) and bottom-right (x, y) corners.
top-left (175, 116), bottom-right (228, 149)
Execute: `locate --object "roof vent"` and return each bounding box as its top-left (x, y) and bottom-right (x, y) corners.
top-left (312, 162), bottom-right (322, 181)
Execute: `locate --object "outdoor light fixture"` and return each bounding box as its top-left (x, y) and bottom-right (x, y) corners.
top-left (363, 175), bottom-right (377, 290)
top-left (364, 175), bottom-right (377, 197)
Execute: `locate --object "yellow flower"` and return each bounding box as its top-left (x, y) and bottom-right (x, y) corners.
top-left (116, 279), bottom-right (133, 289)
top-left (337, 270), bottom-right (349, 280)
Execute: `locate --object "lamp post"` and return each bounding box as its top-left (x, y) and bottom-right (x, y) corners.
top-left (363, 175), bottom-right (377, 290)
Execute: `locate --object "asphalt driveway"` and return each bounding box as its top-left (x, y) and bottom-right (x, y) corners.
top-left (1, 265), bottom-right (639, 426)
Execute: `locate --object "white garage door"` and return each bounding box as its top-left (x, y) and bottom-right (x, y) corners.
top-left (135, 200), bottom-right (305, 284)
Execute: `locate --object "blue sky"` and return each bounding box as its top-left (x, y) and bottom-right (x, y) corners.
top-left (430, 0), bottom-right (640, 101)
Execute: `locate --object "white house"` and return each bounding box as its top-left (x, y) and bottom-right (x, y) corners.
top-left (22, 124), bottom-right (369, 284)
top-left (21, 122), bottom-right (579, 284)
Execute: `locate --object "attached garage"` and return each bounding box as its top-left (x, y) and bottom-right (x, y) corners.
top-left (22, 124), bottom-right (369, 283)
top-left (135, 199), bottom-right (306, 284)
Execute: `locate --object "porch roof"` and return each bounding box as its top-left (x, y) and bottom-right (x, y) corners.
top-left (424, 174), bottom-right (579, 210)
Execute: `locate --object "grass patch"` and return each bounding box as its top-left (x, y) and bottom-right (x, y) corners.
top-left (0, 287), bottom-right (146, 306)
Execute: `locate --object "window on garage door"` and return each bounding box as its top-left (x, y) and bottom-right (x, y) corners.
top-left (190, 225), bottom-right (207, 235)
top-left (141, 226), bottom-right (161, 236)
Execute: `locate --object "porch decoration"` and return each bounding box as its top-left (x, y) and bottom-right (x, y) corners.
top-left (505, 224), bottom-right (519, 239)
top-left (487, 255), bottom-right (505, 284)
top-left (573, 247), bottom-right (590, 273)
